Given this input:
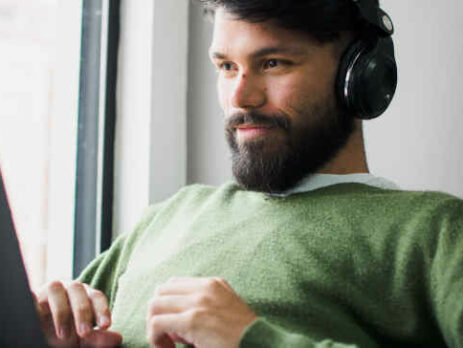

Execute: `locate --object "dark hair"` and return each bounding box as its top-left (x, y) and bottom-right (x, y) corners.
top-left (196, 0), bottom-right (380, 43)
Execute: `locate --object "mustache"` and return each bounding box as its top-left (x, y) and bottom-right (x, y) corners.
top-left (226, 111), bottom-right (290, 131)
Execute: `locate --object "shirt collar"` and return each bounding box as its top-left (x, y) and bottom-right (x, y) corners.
top-left (267, 173), bottom-right (400, 197)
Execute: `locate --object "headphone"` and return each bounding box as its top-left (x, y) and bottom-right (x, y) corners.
top-left (336, 0), bottom-right (397, 120)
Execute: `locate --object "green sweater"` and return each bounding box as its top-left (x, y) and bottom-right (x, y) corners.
top-left (79, 183), bottom-right (463, 347)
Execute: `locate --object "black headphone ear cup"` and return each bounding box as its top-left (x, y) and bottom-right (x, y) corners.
top-left (336, 39), bottom-right (366, 116)
top-left (337, 37), bottom-right (398, 120)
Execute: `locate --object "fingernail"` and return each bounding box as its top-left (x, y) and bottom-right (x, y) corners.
top-left (80, 323), bottom-right (91, 336)
top-left (98, 315), bottom-right (110, 327)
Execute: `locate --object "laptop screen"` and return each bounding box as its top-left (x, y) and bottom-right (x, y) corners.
top-left (0, 169), bottom-right (48, 347)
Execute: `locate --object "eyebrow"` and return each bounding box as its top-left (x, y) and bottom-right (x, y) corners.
top-left (210, 46), bottom-right (307, 60)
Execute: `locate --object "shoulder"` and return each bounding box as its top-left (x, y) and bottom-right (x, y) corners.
top-left (138, 181), bottom-right (241, 220)
top-left (365, 188), bottom-right (463, 251)
top-left (324, 183), bottom-right (463, 211)
top-left (315, 184), bottom-right (463, 239)
top-left (378, 188), bottom-right (463, 215)
top-left (161, 181), bottom-right (240, 206)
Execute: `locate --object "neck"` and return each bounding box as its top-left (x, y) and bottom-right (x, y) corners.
top-left (317, 120), bottom-right (369, 175)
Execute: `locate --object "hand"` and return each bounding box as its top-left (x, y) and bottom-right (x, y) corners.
top-left (146, 277), bottom-right (258, 348)
top-left (34, 281), bottom-right (123, 347)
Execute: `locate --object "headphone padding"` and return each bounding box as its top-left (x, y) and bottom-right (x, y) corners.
top-left (336, 37), bottom-right (397, 120)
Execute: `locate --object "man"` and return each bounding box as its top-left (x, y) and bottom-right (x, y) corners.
top-left (35, 0), bottom-right (463, 347)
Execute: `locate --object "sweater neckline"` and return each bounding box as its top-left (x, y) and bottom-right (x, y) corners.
top-left (264, 173), bottom-right (400, 198)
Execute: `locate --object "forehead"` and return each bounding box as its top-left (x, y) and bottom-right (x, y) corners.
top-left (209, 8), bottom-right (320, 57)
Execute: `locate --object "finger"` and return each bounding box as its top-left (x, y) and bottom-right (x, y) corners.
top-left (67, 282), bottom-right (94, 338)
top-left (81, 329), bottom-right (123, 348)
top-left (46, 281), bottom-right (74, 340)
top-left (36, 298), bottom-right (55, 338)
top-left (87, 287), bottom-right (112, 330)
top-left (147, 314), bottom-right (185, 348)
top-left (31, 291), bottom-right (40, 312)
top-left (147, 295), bottom-right (193, 317)
top-left (35, 285), bottom-right (53, 321)
top-left (156, 277), bottom-right (228, 296)
top-left (33, 291), bottom-right (56, 341)
top-left (32, 291), bottom-right (50, 325)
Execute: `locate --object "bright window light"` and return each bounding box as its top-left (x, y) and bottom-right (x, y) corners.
top-left (0, 0), bottom-right (82, 291)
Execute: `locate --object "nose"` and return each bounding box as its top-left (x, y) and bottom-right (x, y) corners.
top-left (230, 72), bottom-right (266, 110)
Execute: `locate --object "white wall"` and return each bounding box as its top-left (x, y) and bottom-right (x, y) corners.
top-left (187, 3), bottom-right (232, 186)
top-left (113, 0), bottom-right (189, 237)
top-left (187, 1), bottom-right (463, 198)
top-left (364, 0), bottom-right (463, 198)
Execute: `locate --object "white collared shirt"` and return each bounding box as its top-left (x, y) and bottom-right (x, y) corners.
top-left (268, 173), bottom-right (400, 197)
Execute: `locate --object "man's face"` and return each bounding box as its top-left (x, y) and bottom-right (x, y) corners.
top-left (209, 9), bottom-right (354, 193)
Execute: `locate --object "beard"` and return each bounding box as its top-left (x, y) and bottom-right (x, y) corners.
top-left (225, 96), bottom-right (355, 194)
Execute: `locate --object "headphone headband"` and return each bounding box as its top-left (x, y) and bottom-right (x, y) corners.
top-left (351, 0), bottom-right (394, 36)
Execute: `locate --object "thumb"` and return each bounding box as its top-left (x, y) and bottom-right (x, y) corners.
top-left (81, 329), bottom-right (123, 347)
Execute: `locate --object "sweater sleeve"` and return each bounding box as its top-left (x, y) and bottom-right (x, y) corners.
top-left (240, 318), bottom-right (358, 348)
top-left (428, 198), bottom-right (463, 347)
top-left (240, 195), bottom-right (463, 348)
top-left (77, 204), bottom-right (161, 308)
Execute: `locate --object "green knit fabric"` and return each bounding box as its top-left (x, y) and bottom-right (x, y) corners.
top-left (78, 182), bottom-right (463, 348)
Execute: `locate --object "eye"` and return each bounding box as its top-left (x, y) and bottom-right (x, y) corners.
top-left (263, 59), bottom-right (280, 69)
top-left (262, 58), bottom-right (293, 72)
top-left (217, 62), bottom-right (235, 71)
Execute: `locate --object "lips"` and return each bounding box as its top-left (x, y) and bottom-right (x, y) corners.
top-left (235, 125), bottom-right (273, 141)
top-left (235, 123), bottom-right (273, 130)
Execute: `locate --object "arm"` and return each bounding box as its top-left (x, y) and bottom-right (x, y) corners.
top-left (240, 318), bottom-right (358, 348)
top-left (33, 229), bottom-right (130, 347)
top-left (78, 203), bottom-right (162, 307)
top-left (428, 198), bottom-right (463, 347)
top-left (146, 277), bottom-right (359, 348)
top-left (241, 196), bottom-right (463, 348)
top-left (35, 204), bottom-right (161, 347)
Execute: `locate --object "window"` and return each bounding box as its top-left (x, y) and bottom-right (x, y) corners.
top-left (0, 0), bottom-right (189, 290)
top-left (0, 0), bottom-right (120, 289)
top-left (0, 0), bottom-right (82, 290)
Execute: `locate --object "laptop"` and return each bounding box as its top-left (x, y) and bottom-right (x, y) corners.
top-left (0, 168), bottom-right (48, 347)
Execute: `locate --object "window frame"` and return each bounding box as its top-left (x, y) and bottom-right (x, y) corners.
top-left (73, 0), bottom-right (120, 277)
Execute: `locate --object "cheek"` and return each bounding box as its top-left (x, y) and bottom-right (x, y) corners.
top-left (269, 77), bottom-right (317, 117)
top-left (217, 78), bottom-right (231, 112)
top-left (275, 67), bottom-right (336, 120)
